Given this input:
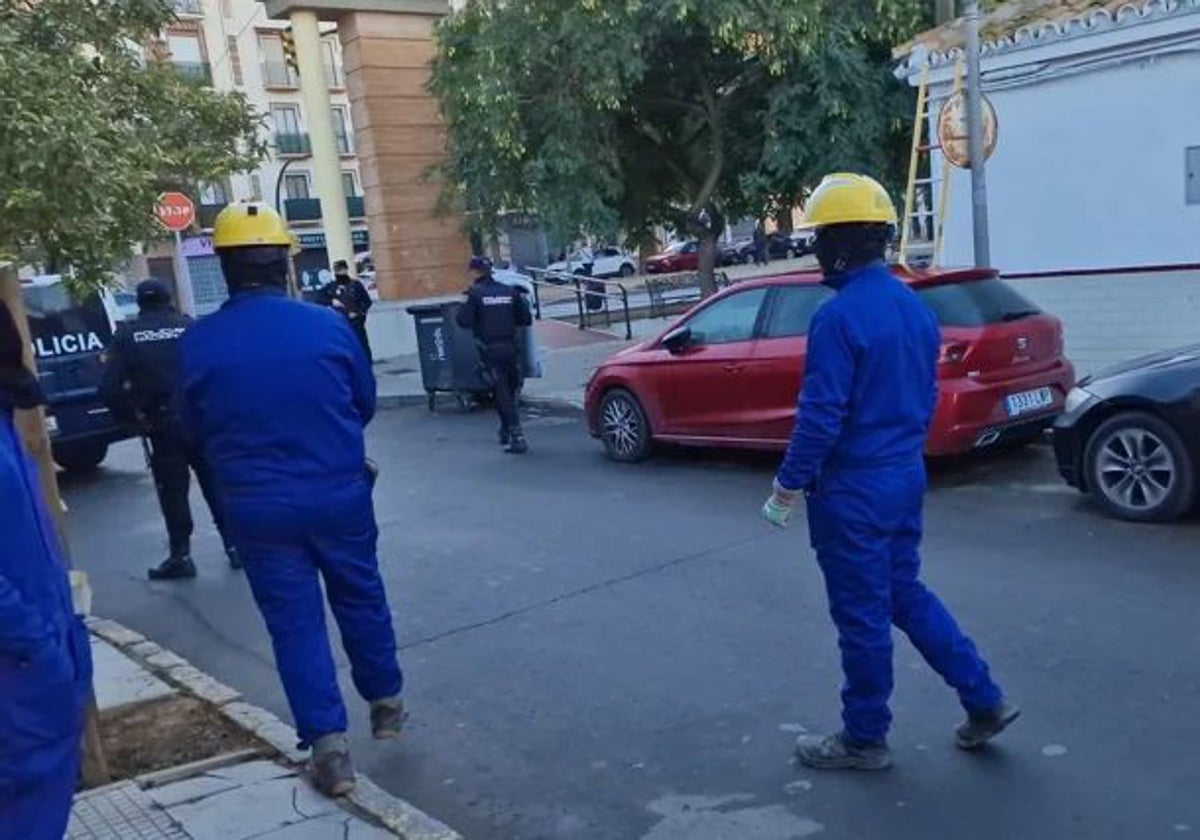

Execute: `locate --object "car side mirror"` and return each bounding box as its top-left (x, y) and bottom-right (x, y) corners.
top-left (662, 327), bottom-right (693, 354)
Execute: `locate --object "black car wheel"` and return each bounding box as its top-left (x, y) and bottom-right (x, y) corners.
top-left (599, 388), bottom-right (651, 463)
top-left (1084, 411), bottom-right (1195, 522)
top-left (54, 441), bottom-right (108, 474)
top-left (619, 263), bottom-right (636, 277)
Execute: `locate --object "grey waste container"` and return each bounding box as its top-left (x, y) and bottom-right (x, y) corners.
top-left (407, 300), bottom-right (537, 411)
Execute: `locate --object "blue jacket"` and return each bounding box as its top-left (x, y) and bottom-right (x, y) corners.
top-left (178, 288), bottom-right (375, 500)
top-left (776, 262), bottom-right (940, 492)
top-left (1, 399), bottom-right (88, 786)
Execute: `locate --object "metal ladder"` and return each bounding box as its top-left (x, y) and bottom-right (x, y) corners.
top-left (899, 61), bottom-right (964, 269)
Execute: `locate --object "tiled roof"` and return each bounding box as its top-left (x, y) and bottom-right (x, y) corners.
top-left (895, 0), bottom-right (1200, 73)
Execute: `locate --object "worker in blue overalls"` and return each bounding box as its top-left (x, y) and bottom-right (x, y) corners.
top-left (177, 204), bottom-right (404, 797)
top-left (762, 174), bottom-right (1018, 770)
top-left (0, 300), bottom-right (92, 839)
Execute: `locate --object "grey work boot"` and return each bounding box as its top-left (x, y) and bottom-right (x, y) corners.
top-left (956, 702), bottom-right (1021, 751)
top-left (794, 732), bottom-right (892, 771)
top-left (505, 431), bottom-right (528, 454)
top-left (370, 697), bottom-right (407, 741)
top-left (311, 734), bottom-right (356, 797)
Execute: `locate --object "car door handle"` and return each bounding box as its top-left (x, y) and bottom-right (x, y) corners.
top-left (724, 363), bottom-right (745, 373)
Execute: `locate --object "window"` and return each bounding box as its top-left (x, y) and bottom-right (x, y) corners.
top-left (270, 104), bottom-right (301, 136)
top-left (258, 32), bottom-right (297, 87)
top-left (341, 171), bottom-right (358, 197)
top-left (283, 172), bottom-right (310, 200)
top-left (331, 106), bottom-right (352, 155)
top-left (322, 39), bottom-right (343, 88)
top-left (917, 279), bottom-right (1041, 328)
top-left (683, 288), bottom-right (768, 346)
top-left (227, 35), bottom-right (243, 86)
top-left (198, 180), bottom-right (228, 205)
top-left (762, 285), bottom-right (833, 338)
top-left (249, 174), bottom-right (263, 201)
top-left (1187, 146), bottom-right (1200, 206)
top-left (166, 31), bottom-right (207, 82)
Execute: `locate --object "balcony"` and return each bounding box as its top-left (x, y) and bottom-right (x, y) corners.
top-left (283, 197), bottom-right (367, 223)
top-left (173, 61), bottom-right (212, 85)
top-left (262, 60), bottom-right (299, 89)
top-left (274, 132), bottom-right (311, 157)
top-left (172, 0), bottom-right (203, 16)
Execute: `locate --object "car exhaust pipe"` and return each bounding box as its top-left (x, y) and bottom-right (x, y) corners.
top-left (975, 429), bottom-right (1002, 448)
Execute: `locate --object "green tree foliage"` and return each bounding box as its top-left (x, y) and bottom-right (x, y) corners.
top-left (431, 0), bottom-right (932, 291)
top-left (0, 0), bottom-right (265, 287)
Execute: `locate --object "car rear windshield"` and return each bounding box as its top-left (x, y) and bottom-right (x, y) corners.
top-left (22, 284), bottom-right (110, 345)
top-left (917, 278), bottom-right (1041, 327)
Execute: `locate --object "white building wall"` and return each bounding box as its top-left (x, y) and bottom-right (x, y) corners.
top-left (936, 49), bottom-right (1200, 274)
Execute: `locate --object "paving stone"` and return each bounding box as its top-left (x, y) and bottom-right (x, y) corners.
top-left (146, 650), bottom-right (189, 670)
top-left (164, 775), bottom-right (340, 840)
top-left (69, 781), bottom-right (188, 839)
top-left (254, 813), bottom-right (395, 839)
top-left (90, 638), bottom-right (176, 712)
top-left (349, 777), bottom-right (463, 840)
top-left (206, 760), bottom-right (297, 786)
top-left (168, 665), bottom-right (241, 705)
top-left (144, 774), bottom-right (242, 809)
top-left (89, 619), bottom-right (145, 647)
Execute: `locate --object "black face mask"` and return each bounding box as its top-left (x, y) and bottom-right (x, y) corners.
top-left (0, 301), bottom-right (44, 410)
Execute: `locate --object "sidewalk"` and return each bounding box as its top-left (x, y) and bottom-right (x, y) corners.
top-left (375, 316), bottom-right (666, 411)
top-left (74, 619), bottom-right (460, 840)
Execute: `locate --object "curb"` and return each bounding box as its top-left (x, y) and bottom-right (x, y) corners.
top-left (376, 391), bottom-right (584, 413)
top-left (86, 616), bottom-right (463, 840)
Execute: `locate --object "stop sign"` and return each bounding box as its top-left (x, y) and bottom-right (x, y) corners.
top-left (155, 192), bottom-right (196, 232)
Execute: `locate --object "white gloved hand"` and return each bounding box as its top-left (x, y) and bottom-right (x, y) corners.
top-left (761, 480), bottom-right (800, 528)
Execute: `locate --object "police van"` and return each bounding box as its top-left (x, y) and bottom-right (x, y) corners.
top-left (21, 275), bottom-right (132, 472)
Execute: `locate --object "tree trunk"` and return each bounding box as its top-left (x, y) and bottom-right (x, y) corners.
top-left (0, 262), bottom-right (109, 787)
top-left (697, 229), bottom-right (718, 297)
top-left (936, 0), bottom-right (956, 23)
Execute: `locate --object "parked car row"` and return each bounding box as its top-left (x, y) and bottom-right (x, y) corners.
top-left (582, 266), bottom-right (1200, 524)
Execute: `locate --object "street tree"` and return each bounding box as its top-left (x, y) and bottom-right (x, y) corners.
top-left (0, 0), bottom-right (265, 289)
top-left (431, 0), bottom-right (932, 293)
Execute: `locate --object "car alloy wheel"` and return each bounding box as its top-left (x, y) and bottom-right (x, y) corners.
top-left (1085, 411), bottom-right (1196, 522)
top-left (599, 389), bottom-right (650, 462)
top-left (1096, 429), bottom-right (1175, 511)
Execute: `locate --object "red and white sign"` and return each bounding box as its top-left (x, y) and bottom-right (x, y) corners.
top-left (154, 192), bottom-right (196, 232)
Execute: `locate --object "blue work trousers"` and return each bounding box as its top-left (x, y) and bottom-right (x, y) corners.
top-left (807, 463), bottom-right (1003, 745)
top-left (226, 481), bottom-right (403, 748)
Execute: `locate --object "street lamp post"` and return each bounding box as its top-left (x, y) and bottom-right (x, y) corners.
top-left (963, 0), bottom-right (991, 267)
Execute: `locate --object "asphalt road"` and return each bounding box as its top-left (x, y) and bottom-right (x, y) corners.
top-left (64, 406), bottom-right (1200, 840)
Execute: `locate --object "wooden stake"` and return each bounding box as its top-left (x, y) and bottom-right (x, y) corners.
top-left (0, 263), bottom-right (109, 786)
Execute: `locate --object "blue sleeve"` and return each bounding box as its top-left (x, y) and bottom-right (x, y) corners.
top-left (775, 308), bottom-right (857, 492)
top-left (176, 334), bottom-right (203, 445)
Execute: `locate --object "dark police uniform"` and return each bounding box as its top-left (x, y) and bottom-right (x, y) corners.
top-left (457, 274), bottom-right (532, 446)
top-left (316, 273), bottom-right (374, 364)
top-left (100, 304), bottom-right (229, 564)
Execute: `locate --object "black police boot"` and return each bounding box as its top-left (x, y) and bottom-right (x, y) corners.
top-left (498, 426), bottom-right (511, 448)
top-left (505, 430), bottom-right (528, 455)
top-left (148, 554), bottom-right (197, 581)
top-left (226, 545), bottom-right (243, 571)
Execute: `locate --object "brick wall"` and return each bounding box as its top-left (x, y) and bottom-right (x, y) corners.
top-left (1007, 269), bottom-right (1200, 379)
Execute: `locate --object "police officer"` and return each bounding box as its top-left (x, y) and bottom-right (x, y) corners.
top-left (761, 174), bottom-right (1018, 770)
top-left (1, 300), bottom-right (92, 840)
top-left (177, 203), bottom-right (403, 798)
top-left (100, 281), bottom-right (236, 580)
top-left (316, 259), bottom-right (373, 364)
top-left (457, 256), bottom-right (532, 454)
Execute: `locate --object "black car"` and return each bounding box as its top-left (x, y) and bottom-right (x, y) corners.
top-left (765, 232), bottom-right (796, 260)
top-left (22, 277), bottom-right (131, 472)
top-left (718, 238), bottom-right (755, 266)
top-left (1054, 345), bottom-right (1200, 522)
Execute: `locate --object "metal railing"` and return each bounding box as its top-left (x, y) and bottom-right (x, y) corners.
top-left (526, 269), bottom-right (633, 340)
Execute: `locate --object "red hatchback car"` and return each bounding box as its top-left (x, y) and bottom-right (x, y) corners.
top-left (585, 267), bottom-right (1076, 461)
top-left (645, 241), bottom-right (700, 274)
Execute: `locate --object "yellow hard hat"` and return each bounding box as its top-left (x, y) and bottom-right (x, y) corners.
top-left (805, 173), bottom-right (898, 227)
top-left (212, 202), bottom-right (291, 249)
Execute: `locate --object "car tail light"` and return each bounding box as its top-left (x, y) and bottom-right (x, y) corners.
top-left (938, 342), bottom-right (969, 366)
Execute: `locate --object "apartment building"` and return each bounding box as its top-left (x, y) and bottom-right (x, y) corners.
top-left (147, 0), bottom-right (369, 313)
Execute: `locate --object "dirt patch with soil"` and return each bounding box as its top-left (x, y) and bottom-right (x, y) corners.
top-left (95, 695), bottom-right (268, 785)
